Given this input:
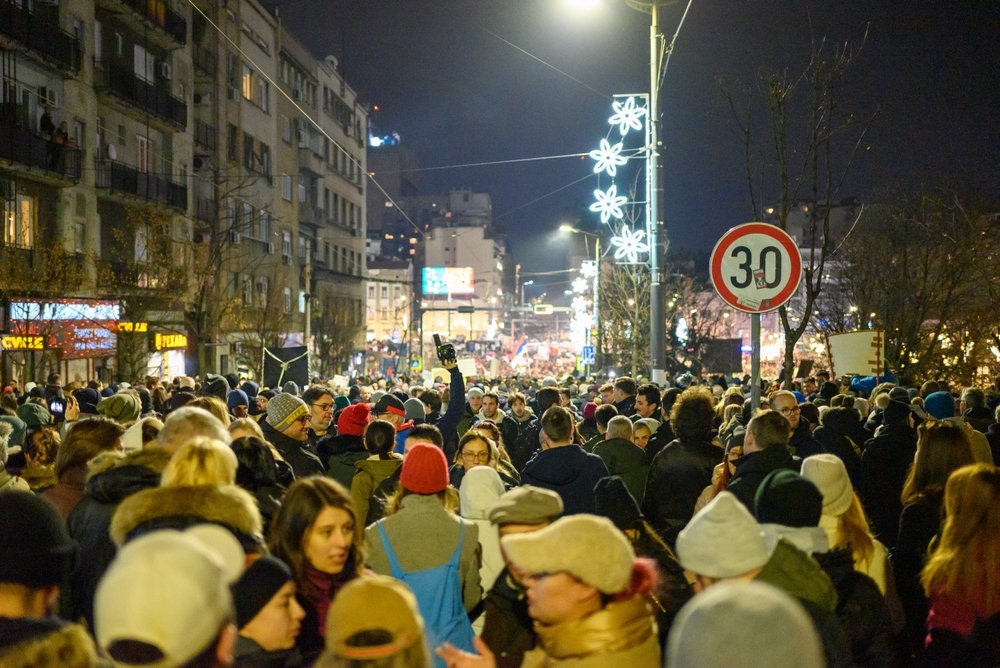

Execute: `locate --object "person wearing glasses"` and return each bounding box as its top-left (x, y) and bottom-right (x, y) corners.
top-left (302, 386), bottom-right (336, 448)
top-left (450, 431), bottom-right (519, 491)
top-left (770, 390), bottom-right (824, 458)
top-left (261, 393), bottom-right (325, 478)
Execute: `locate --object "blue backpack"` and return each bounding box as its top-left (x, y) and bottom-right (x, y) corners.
top-left (375, 520), bottom-right (475, 666)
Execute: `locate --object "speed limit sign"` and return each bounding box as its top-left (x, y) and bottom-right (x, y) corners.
top-left (710, 222), bottom-right (802, 313)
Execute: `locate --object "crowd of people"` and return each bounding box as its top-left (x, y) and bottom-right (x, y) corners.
top-left (1, 365), bottom-right (999, 667)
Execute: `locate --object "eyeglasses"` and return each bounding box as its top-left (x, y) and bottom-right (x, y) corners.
top-left (461, 450), bottom-right (490, 463)
top-left (778, 405), bottom-right (801, 415)
top-left (313, 402), bottom-right (334, 412)
top-left (297, 414), bottom-right (312, 424)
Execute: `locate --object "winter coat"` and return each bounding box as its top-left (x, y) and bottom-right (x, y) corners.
top-left (642, 438), bottom-right (722, 545)
top-left (789, 417), bottom-right (825, 458)
top-left (350, 454), bottom-right (403, 526)
top-left (456, 402), bottom-right (479, 441)
top-left (66, 447), bottom-right (171, 628)
top-left (894, 492), bottom-right (942, 653)
top-left (962, 406), bottom-right (994, 434)
top-left (756, 537), bottom-right (852, 668)
top-left (858, 423), bottom-right (917, 549)
top-left (0, 616), bottom-right (98, 668)
top-left (986, 423), bottom-right (1000, 464)
top-left (479, 409), bottom-right (520, 457)
top-left (234, 634), bottom-right (301, 667)
top-left (591, 437), bottom-right (649, 503)
top-left (818, 512), bottom-right (890, 594)
top-left (814, 407), bottom-right (869, 488)
top-left (631, 523), bottom-right (693, 647)
top-left (364, 493), bottom-right (482, 613)
top-left (520, 444), bottom-right (609, 515)
top-left (429, 368), bottom-right (466, 460)
top-left (40, 466), bottom-right (88, 521)
top-left (520, 595), bottom-right (660, 667)
top-left (613, 395), bottom-right (636, 418)
top-left (481, 569), bottom-right (535, 668)
top-left (0, 470), bottom-right (29, 492)
top-left (110, 484), bottom-right (264, 551)
top-left (260, 418), bottom-right (325, 478)
top-left (726, 444), bottom-right (800, 512)
top-left (458, 466), bottom-right (506, 594)
top-left (508, 412), bottom-right (539, 472)
top-left (316, 433), bottom-right (366, 489)
top-left (644, 419), bottom-right (676, 464)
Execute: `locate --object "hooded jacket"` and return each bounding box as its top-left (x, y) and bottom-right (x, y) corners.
top-left (0, 617), bottom-right (98, 668)
top-left (458, 467), bottom-right (505, 592)
top-left (858, 422), bottom-right (917, 550)
top-left (814, 407), bottom-right (870, 488)
top-left (643, 438), bottom-right (722, 545)
top-left (521, 595), bottom-right (660, 668)
top-left (110, 484), bottom-right (264, 550)
top-left (316, 432), bottom-right (366, 489)
top-left (350, 454), bottom-right (403, 526)
top-left (520, 444), bottom-right (609, 515)
top-left (66, 447), bottom-right (172, 628)
top-left (591, 437), bottom-right (649, 503)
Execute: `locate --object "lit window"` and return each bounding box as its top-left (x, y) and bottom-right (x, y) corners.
top-left (3, 195), bottom-right (35, 248)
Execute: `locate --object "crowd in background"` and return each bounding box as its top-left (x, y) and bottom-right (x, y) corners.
top-left (1, 365), bottom-right (998, 667)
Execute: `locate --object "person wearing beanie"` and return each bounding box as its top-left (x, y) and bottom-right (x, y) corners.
top-left (73, 387), bottom-right (100, 416)
top-left (404, 396), bottom-right (427, 424)
top-left (201, 373), bottom-right (231, 401)
top-left (261, 393), bottom-right (325, 478)
top-left (282, 380), bottom-right (300, 397)
top-left (317, 403), bottom-right (371, 489)
top-left (227, 389), bottom-right (250, 419)
top-left (801, 454), bottom-right (892, 595)
top-left (232, 556), bottom-right (305, 666)
top-left (441, 514), bottom-right (661, 667)
top-left (0, 491), bottom-right (99, 667)
top-left (0, 422), bottom-right (29, 492)
top-left (456, 386), bottom-right (484, 437)
top-left (677, 492), bottom-right (849, 667)
top-left (923, 390), bottom-right (994, 464)
top-left (372, 393), bottom-right (415, 454)
top-left (666, 581), bottom-right (824, 668)
top-left (241, 381), bottom-right (261, 415)
top-left (365, 443), bottom-right (481, 658)
top-left (224, 373), bottom-right (241, 395)
top-left (754, 469), bottom-right (896, 668)
top-left (96, 391), bottom-right (142, 426)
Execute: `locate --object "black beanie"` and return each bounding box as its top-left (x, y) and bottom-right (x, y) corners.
top-left (593, 476), bottom-right (643, 531)
top-left (202, 374), bottom-right (231, 400)
top-left (231, 556), bottom-right (293, 629)
top-left (0, 491), bottom-right (76, 587)
top-left (754, 469), bottom-right (823, 528)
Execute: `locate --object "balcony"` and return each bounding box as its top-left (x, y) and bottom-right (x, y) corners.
top-left (298, 146), bottom-right (325, 176)
top-left (298, 202), bottom-right (321, 228)
top-left (0, 2), bottom-right (82, 75)
top-left (194, 120), bottom-right (217, 150)
top-left (193, 46), bottom-right (215, 76)
top-left (0, 124), bottom-right (82, 183)
top-left (98, 0), bottom-right (186, 46)
top-left (94, 59), bottom-right (187, 129)
top-left (95, 159), bottom-right (187, 212)
top-left (194, 196), bottom-right (216, 222)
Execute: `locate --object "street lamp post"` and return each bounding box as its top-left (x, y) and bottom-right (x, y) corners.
top-left (560, 224), bottom-right (603, 373)
top-left (521, 280), bottom-right (535, 307)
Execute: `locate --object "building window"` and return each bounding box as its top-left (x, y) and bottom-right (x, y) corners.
top-left (227, 124), bottom-right (238, 162)
top-left (282, 229), bottom-right (292, 257)
top-left (368, 285), bottom-right (375, 299)
top-left (280, 115), bottom-right (291, 143)
top-left (281, 174), bottom-right (292, 201)
top-left (380, 285), bottom-right (388, 300)
top-left (242, 274), bottom-right (253, 306)
top-left (283, 287), bottom-right (292, 314)
top-left (74, 220), bottom-right (86, 254)
top-left (3, 195), bottom-right (35, 249)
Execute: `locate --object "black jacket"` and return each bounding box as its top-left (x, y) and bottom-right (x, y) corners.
top-left (520, 444), bottom-right (609, 515)
top-left (261, 418), bottom-right (325, 478)
top-left (481, 568), bottom-right (536, 668)
top-left (429, 367), bottom-right (465, 460)
top-left (858, 423), bottom-right (917, 549)
top-left (789, 418), bottom-right (825, 458)
top-left (727, 445), bottom-right (800, 512)
top-left (814, 407), bottom-right (869, 488)
top-left (508, 415), bottom-right (540, 473)
top-left (644, 419), bottom-right (676, 464)
top-left (643, 438), bottom-right (722, 545)
top-left (894, 493), bottom-right (943, 654)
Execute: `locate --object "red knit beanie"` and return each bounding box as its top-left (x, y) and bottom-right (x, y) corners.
top-left (400, 444), bottom-right (449, 494)
top-left (337, 403), bottom-right (370, 437)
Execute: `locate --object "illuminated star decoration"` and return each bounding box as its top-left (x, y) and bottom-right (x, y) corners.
top-left (608, 96), bottom-right (646, 136)
top-left (610, 225), bottom-right (649, 264)
top-left (580, 260), bottom-right (598, 279)
top-left (571, 277), bottom-right (589, 294)
top-left (589, 138), bottom-right (627, 176)
top-left (589, 184), bottom-right (627, 223)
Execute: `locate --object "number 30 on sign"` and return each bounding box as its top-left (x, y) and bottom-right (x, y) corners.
top-left (710, 223), bottom-right (802, 314)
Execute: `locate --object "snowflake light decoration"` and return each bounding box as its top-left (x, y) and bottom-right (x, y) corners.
top-left (571, 296), bottom-right (590, 313)
top-left (589, 184), bottom-right (627, 224)
top-left (610, 225), bottom-right (649, 264)
top-left (571, 277), bottom-right (589, 294)
top-left (576, 312), bottom-right (595, 330)
top-left (588, 138), bottom-right (627, 176)
top-left (580, 261), bottom-right (598, 279)
top-left (608, 96), bottom-right (646, 136)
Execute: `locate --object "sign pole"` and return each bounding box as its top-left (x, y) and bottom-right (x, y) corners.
top-left (751, 313), bottom-right (761, 412)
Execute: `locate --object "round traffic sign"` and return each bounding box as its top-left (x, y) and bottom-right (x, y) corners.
top-left (710, 222), bottom-right (802, 313)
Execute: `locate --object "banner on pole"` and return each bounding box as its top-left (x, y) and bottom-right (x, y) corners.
top-left (828, 331), bottom-right (884, 376)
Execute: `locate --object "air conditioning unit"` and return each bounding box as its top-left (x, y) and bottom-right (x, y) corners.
top-left (193, 155), bottom-right (210, 171)
top-left (194, 91), bottom-right (212, 106)
top-left (266, 241), bottom-right (275, 254)
top-left (282, 254), bottom-right (292, 266)
top-left (159, 62), bottom-right (172, 80)
top-left (292, 88), bottom-right (302, 101)
top-left (230, 231), bottom-right (241, 244)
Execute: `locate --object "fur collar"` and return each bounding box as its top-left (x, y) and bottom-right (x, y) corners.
top-left (110, 484), bottom-right (263, 546)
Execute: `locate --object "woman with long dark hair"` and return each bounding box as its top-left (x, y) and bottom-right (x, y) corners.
top-left (268, 476), bottom-right (365, 663)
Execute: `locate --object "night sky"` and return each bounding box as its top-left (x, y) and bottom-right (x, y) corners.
top-left (275, 1), bottom-right (1000, 275)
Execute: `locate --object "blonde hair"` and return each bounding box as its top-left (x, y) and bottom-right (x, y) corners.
top-left (921, 464), bottom-right (1000, 615)
top-left (833, 494), bottom-right (875, 567)
top-left (384, 485), bottom-right (460, 517)
top-left (229, 417), bottom-right (265, 440)
top-left (160, 437), bottom-right (237, 487)
top-left (188, 396), bottom-right (232, 427)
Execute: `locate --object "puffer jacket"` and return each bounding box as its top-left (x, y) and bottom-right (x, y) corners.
top-left (521, 595), bottom-right (660, 667)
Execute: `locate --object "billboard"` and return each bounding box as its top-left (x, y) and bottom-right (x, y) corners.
top-left (6, 300), bottom-right (119, 359)
top-left (422, 267), bottom-right (474, 295)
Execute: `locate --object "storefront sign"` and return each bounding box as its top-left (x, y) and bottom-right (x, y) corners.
top-left (118, 322), bottom-right (149, 332)
top-left (0, 335), bottom-right (45, 351)
top-left (6, 299), bottom-right (119, 359)
top-left (153, 332), bottom-right (188, 350)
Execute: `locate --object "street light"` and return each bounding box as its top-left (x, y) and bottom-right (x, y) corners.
top-left (521, 280), bottom-right (535, 306)
top-left (559, 224), bottom-right (603, 372)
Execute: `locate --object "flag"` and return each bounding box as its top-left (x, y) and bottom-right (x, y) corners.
top-left (508, 335), bottom-right (528, 362)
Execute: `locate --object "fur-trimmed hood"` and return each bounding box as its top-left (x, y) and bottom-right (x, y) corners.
top-left (110, 484), bottom-right (263, 548)
top-left (0, 617), bottom-right (98, 668)
top-left (85, 447), bottom-right (173, 505)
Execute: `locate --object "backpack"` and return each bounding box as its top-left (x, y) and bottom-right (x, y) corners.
top-left (375, 520), bottom-right (475, 665)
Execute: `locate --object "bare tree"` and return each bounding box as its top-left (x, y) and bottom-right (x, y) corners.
top-left (720, 26), bottom-right (876, 386)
